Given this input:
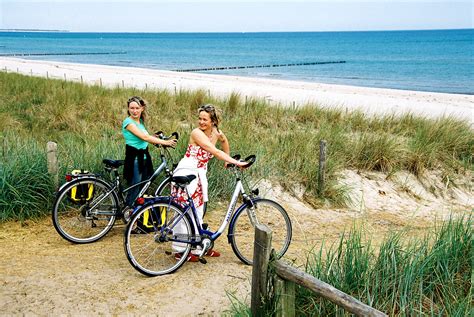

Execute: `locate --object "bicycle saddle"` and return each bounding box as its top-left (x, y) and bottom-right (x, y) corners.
top-left (102, 159), bottom-right (125, 168)
top-left (171, 175), bottom-right (196, 186)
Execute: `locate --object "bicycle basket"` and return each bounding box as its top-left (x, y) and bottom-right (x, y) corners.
top-left (67, 169), bottom-right (95, 203)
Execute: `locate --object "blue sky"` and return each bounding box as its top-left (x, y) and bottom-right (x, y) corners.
top-left (1, 0), bottom-right (472, 32)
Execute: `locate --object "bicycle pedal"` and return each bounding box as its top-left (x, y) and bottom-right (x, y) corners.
top-left (199, 258), bottom-right (207, 264)
top-left (202, 223), bottom-right (208, 230)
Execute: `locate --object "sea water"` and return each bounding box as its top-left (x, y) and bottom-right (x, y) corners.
top-left (0, 29), bottom-right (472, 94)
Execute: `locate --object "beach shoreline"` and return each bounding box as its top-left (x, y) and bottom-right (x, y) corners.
top-left (1, 57), bottom-right (472, 122)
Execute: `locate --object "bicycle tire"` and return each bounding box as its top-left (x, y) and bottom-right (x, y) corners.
top-left (228, 198), bottom-right (292, 265)
top-left (124, 200), bottom-right (193, 276)
top-left (52, 177), bottom-right (119, 244)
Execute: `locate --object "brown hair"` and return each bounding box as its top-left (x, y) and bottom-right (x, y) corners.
top-left (127, 96), bottom-right (147, 122)
top-left (198, 104), bottom-right (221, 132)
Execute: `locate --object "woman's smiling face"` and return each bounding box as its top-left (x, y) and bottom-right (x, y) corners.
top-left (128, 101), bottom-right (143, 120)
top-left (198, 111), bottom-right (212, 131)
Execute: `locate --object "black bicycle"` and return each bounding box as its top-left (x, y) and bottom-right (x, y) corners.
top-left (52, 131), bottom-right (178, 244)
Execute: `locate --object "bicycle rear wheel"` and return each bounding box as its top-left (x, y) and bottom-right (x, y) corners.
top-left (124, 201), bottom-right (193, 276)
top-left (229, 198), bottom-right (292, 265)
top-left (52, 177), bottom-right (118, 244)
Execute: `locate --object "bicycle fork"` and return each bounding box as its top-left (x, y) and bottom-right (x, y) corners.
top-left (243, 195), bottom-right (258, 226)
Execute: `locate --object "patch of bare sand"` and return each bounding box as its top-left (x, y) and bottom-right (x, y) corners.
top-left (0, 170), bottom-right (471, 316)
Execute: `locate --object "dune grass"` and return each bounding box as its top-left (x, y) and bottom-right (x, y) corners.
top-left (227, 217), bottom-right (473, 316)
top-left (299, 217), bottom-right (473, 316)
top-left (0, 71), bottom-right (472, 220)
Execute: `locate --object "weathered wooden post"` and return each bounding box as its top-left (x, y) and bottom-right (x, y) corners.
top-left (46, 141), bottom-right (58, 188)
top-left (317, 140), bottom-right (327, 195)
top-left (251, 224), bottom-right (273, 316)
top-left (275, 275), bottom-right (296, 317)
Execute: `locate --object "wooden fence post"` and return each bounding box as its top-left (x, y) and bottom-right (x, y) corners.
top-left (317, 140), bottom-right (327, 195)
top-left (251, 224), bottom-right (273, 316)
top-left (47, 141), bottom-right (58, 188)
top-left (276, 277), bottom-right (295, 317)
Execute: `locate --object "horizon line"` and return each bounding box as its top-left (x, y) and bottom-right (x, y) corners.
top-left (1, 27), bottom-right (472, 34)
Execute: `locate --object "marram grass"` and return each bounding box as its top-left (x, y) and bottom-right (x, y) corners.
top-left (0, 71), bottom-right (473, 220)
top-left (227, 217), bottom-right (472, 316)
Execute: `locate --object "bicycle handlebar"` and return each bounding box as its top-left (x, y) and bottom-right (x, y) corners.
top-left (154, 131), bottom-right (179, 148)
top-left (227, 154), bottom-right (256, 169)
top-left (154, 131), bottom-right (179, 141)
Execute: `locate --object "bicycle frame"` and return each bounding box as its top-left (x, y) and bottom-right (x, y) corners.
top-left (81, 151), bottom-right (172, 217)
top-left (121, 156), bottom-right (170, 200)
top-left (172, 170), bottom-right (254, 245)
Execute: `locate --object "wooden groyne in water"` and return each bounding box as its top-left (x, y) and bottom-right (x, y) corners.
top-left (174, 60), bottom-right (346, 72)
top-left (0, 52), bottom-right (126, 57)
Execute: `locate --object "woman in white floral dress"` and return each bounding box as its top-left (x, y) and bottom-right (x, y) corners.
top-left (172, 104), bottom-right (246, 262)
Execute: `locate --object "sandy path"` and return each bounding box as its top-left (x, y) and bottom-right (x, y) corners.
top-left (1, 169), bottom-right (471, 316)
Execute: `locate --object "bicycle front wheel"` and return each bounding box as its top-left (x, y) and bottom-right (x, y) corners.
top-left (229, 198), bottom-right (292, 265)
top-left (52, 177), bottom-right (119, 244)
top-left (124, 201), bottom-right (193, 276)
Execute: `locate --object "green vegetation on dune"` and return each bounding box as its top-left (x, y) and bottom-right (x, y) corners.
top-left (0, 71), bottom-right (472, 220)
top-left (228, 217), bottom-right (473, 316)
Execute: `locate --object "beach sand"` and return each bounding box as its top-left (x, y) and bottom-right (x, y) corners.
top-left (1, 57), bottom-right (473, 122)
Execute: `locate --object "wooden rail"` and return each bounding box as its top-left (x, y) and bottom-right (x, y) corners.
top-left (251, 225), bottom-right (387, 317)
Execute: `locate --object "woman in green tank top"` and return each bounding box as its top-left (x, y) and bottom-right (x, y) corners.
top-left (122, 96), bottom-right (176, 206)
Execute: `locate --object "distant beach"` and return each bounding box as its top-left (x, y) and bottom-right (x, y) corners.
top-left (1, 30), bottom-right (473, 94)
top-left (1, 57), bottom-right (472, 122)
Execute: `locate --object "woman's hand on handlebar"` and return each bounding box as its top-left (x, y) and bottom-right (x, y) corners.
top-left (226, 154), bottom-right (256, 169)
top-left (154, 131), bottom-right (178, 148)
top-left (162, 139), bottom-right (177, 148)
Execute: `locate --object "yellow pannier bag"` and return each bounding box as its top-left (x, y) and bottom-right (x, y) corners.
top-left (141, 196), bottom-right (166, 229)
top-left (142, 206), bottom-right (166, 228)
top-left (69, 170), bottom-right (94, 202)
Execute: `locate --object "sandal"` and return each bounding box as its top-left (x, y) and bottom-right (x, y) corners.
top-left (175, 252), bottom-right (199, 262)
top-left (205, 249), bottom-right (221, 257)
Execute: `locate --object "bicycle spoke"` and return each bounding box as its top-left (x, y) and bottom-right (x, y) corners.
top-left (124, 201), bottom-right (193, 276)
